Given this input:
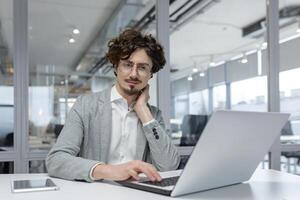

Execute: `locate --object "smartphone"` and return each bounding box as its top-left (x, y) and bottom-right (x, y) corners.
top-left (11, 178), bottom-right (59, 193)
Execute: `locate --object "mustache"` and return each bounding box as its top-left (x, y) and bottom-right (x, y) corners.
top-left (126, 77), bottom-right (142, 83)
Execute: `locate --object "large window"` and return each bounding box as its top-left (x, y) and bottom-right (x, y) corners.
top-left (27, 0), bottom-right (155, 156)
top-left (189, 90), bottom-right (209, 115)
top-left (0, 0), bottom-right (14, 151)
top-left (280, 66), bottom-right (300, 134)
top-left (1, 0), bottom-right (158, 173)
top-left (278, 1), bottom-right (300, 175)
top-left (170, 0), bottom-right (266, 149)
top-left (0, 87), bottom-right (13, 149)
top-left (28, 85), bottom-right (59, 152)
top-left (173, 94), bottom-right (189, 121)
top-left (231, 77), bottom-right (267, 112)
top-left (213, 84), bottom-right (226, 110)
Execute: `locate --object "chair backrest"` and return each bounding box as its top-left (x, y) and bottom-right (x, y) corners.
top-left (54, 124), bottom-right (64, 138)
top-left (281, 120), bottom-right (293, 136)
top-left (180, 114), bottom-right (208, 146)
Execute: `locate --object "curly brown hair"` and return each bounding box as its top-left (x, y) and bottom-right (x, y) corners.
top-left (106, 28), bottom-right (166, 74)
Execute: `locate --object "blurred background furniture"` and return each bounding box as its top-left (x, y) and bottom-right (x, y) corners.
top-left (177, 114), bottom-right (209, 169)
top-left (180, 114), bottom-right (208, 146)
top-left (281, 121), bottom-right (300, 174)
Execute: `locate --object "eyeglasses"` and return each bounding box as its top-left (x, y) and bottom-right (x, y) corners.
top-left (119, 60), bottom-right (152, 77)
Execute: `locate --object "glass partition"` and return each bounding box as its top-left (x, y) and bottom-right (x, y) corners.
top-left (278, 0), bottom-right (300, 174)
top-left (231, 76), bottom-right (267, 111)
top-left (27, 0), bottom-right (155, 153)
top-left (213, 84), bottom-right (226, 110)
top-left (0, 0), bottom-right (14, 151)
top-left (170, 0), bottom-right (266, 150)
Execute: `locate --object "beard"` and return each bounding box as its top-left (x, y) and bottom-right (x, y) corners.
top-left (123, 85), bottom-right (140, 96)
top-left (120, 77), bottom-right (143, 96)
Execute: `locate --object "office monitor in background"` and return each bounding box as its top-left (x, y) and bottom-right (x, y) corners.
top-left (180, 114), bottom-right (208, 146)
top-left (118, 110), bottom-right (290, 197)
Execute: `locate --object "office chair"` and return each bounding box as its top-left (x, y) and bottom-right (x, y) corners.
top-left (0, 132), bottom-right (13, 173)
top-left (54, 124), bottom-right (64, 138)
top-left (178, 114), bottom-right (208, 169)
top-left (281, 121), bottom-right (294, 136)
top-left (281, 121), bottom-right (300, 173)
top-left (179, 114), bottom-right (208, 146)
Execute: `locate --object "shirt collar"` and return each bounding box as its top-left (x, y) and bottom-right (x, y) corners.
top-left (110, 85), bottom-right (135, 111)
top-left (110, 85), bottom-right (123, 102)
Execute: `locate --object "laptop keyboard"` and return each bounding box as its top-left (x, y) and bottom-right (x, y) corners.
top-left (140, 176), bottom-right (180, 187)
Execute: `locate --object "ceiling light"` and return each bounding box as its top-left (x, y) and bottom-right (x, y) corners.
top-left (209, 55), bottom-right (215, 67)
top-left (241, 58), bottom-right (248, 64)
top-left (262, 42), bottom-right (267, 48)
top-left (69, 37), bottom-right (75, 43)
top-left (192, 68), bottom-right (198, 73)
top-left (209, 62), bottom-right (216, 67)
top-left (73, 28), bottom-right (80, 34)
top-left (261, 30), bottom-right (268, 49)
top-left (241, 54), bottom-right (248, 64)
top-left (38, 109), bottom-right (43, 116)
top-left (297, 24), bottom-right (300, 33)
top-left (199, 72), bottom-right (205, 77)
top-left (76, 64), bottom-right (82, 71)
top-left (187, 75), bottom-right (193, 81)
top-left (257, 50), bottom-right (262, 76)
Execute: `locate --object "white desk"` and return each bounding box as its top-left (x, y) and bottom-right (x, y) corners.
top-left (1, 169), bottom-right (300, 200)
top-left (281, 135), bottom-right (300, 152)
top-left (280, 135), bottom-right (300, 143)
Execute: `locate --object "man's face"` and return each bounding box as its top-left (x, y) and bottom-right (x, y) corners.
top-left (115, 48), bottom-right (153, 96)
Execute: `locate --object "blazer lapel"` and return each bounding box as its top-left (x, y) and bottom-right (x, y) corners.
top-left (94, 88), bottom-right (112, 163)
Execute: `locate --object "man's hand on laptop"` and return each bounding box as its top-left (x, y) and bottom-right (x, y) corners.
top-left (92, 160), bottom-right (162, 182)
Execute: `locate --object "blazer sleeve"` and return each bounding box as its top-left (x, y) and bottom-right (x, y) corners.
top-left (142, 109), bottom-right (180, 171)
top-left (46, 96), bottom-right (101, 182)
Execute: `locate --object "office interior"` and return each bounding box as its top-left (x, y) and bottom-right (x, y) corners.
top-left (0, 0), bottom-right (300, 177)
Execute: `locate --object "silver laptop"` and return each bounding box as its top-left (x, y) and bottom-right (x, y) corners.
top-left (118, 110), bottom-right (290, 197)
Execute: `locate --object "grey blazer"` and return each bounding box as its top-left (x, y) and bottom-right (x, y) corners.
top-left (46, 87), bottom-right (180, 182)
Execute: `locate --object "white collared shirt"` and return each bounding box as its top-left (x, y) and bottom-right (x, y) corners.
top-left (107, 85), bottom-right (145, 164)
top-left (89, 86), bottom-right (154, 180)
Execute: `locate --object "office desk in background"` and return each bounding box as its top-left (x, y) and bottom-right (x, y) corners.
top-left (281, 135), bottom-right (300, 152)
top-left (176, 135), bottom-right (300, 156)
top-left (1, 169), bottom-right (300, 200)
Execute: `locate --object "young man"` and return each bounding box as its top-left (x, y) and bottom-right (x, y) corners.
top-left (46, 29), bottom-right (180, 182)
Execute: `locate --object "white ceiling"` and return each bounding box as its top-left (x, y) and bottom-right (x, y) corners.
top-left (170, 0), bottom-right (300, 76)
top-left (0, 0), bottom-right (121, 74)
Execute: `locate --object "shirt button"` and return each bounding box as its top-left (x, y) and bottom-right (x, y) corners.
top-left (152, 128), bottom-right (157, 132)
top-left (155, 135), bottom-right (159, 140)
